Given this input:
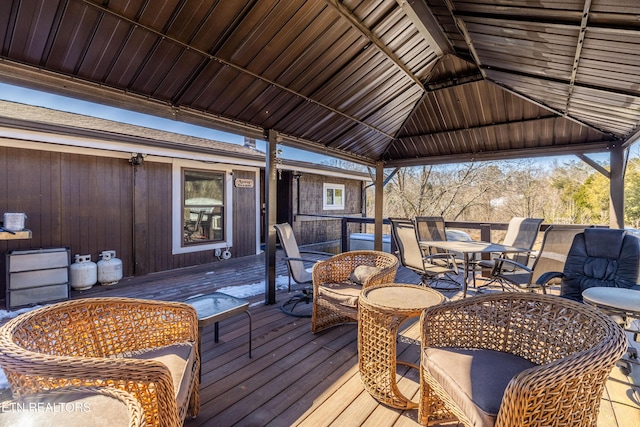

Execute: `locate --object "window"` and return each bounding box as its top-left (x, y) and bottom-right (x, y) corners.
top-left (183, 169), bottom-right (225, 245)
top-left (323, 183), bottom-right (345, 210)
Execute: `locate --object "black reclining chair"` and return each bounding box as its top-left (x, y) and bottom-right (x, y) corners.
top-left (536, 228), bottom-right (640, 301)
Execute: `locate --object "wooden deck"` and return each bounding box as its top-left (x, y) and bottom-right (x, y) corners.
top-left (59, 253), bottom-right (640, 426)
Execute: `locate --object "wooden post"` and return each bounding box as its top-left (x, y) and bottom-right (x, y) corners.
top-left (374, 161), bottom-right (384, 251)
top-left (609, 144), bottom-right (625, 229)
top-left (264, 130), bottom-right (278, 305)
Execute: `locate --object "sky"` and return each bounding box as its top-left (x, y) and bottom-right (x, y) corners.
top-left (0, 82), bottom-right (615, 168)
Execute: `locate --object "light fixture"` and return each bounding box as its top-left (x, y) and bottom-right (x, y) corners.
top-left (129, 153), bottom-right (146, 165)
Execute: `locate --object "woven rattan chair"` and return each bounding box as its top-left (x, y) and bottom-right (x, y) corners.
top-left (418, 293), bottom-right (627, 427)
top-left (311, 250), bottom-right (399, 333)
top-left (0, 297), bottom-right (200, 427)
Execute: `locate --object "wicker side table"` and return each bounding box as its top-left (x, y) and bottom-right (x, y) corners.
top-left (0, 386), bottom-right (144, 427)
top-left (358, 283), bottom-right (444, 409)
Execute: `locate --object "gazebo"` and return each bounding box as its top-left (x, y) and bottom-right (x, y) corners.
top-left (1, 0), bottom-right (639, 303)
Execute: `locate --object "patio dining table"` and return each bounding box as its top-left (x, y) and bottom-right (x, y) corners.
top-left (418, 240), bottom-right (532, 297)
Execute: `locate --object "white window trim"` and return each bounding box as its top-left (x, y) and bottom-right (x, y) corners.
top-left (323, 183), bottom-right (345, 210)
top-left (172, 159), bottom-right (234, 255)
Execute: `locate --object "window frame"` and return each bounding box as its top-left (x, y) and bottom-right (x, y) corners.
top-left (322, 183), bottom-right (345, 210)
top-left (172, 161), bottom-right (234, 255)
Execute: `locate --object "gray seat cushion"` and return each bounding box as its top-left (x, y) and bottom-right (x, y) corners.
top-left (424, 347), bottom-right (536, 427)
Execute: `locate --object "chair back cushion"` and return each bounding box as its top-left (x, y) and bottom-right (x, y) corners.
top-left (561, 228), bottom-right (640, 301)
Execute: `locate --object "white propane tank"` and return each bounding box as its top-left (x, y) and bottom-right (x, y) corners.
top-left (97, 250), bottom-right (123, 286)
top-left (70, 254), bottom-right (97, 290)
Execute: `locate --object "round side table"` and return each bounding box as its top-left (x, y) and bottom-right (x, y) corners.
top-left (0, 386), bottom-right (144, 427)
top-left (358, 283), bottom-right (445, 409)
top-left (583, 287), bottom-right (640, 364)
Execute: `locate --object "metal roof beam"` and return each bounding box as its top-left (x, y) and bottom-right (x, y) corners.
top-left (385, 142), bottom-right (613, 168)
top-left (395, 0), bottom-right (452, 57)
top-left (324, 0), bottom-right (425, 91)
top-left (565, 0), bottom-right (592, 114)
top-left (398, 115), bottom-right (558, 140)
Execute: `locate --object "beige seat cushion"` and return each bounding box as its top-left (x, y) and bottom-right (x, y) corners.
top-left (318, 282), bottom-right (362, 308)
top-left (124, 342), bottom-right (197, 410)
top-left (424, 347), bottom-right (536, 427)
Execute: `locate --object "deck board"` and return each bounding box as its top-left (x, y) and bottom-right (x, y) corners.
top-left (51, 252), bottom-right (638, 426)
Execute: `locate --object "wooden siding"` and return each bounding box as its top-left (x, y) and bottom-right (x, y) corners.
top-left (0, 147), bottom-right (262, 299)
top-left (293, 174), bottom-right (363, 246)
top-left (0, 146), bottom-right (134, 279)
top-left (232, 169), bottom-right (258, 258)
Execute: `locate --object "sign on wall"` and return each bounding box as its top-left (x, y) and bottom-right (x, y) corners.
top-left (235, 178), bottom-right (254, 188)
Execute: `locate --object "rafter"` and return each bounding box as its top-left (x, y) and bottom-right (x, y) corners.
top-left (79, 0), bottom-right (396, 140)
top-left (325, 0), bottom-right (425, 91)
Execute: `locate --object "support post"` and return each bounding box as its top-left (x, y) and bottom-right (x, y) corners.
top-left (610, 144), bottom-right (626, 229)
top-left (374, 161), bottom-right (384, 251)
top-left (264, 130), bottom-right (278, 304)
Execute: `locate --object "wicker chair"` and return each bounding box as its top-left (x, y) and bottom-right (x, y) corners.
top-left (0, 297), bottom-right (200, 427)
top-left (311, 250), bottom-right (399, 333)
top-left (418, 293), bottom-right (627, 427)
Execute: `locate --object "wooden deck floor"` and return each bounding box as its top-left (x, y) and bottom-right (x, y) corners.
top-left (63, 253), bottom-right (640, 426)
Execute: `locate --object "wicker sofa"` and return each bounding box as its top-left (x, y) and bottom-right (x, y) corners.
top-left (418, 293), bottom-right (627, 427)
top-left (0, 297), bottom-right (199, 427)
top-left (311, 250), bottom-right (399, 333)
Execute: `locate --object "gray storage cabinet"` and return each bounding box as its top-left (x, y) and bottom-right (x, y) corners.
top-left (6, 248), bottom-right (70, 309)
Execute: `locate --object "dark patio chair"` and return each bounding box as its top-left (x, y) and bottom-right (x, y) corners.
top-left (415, 216), bottom-right (465, 272)
top-left (274, 222), bottom-right (332, 317)
top-left (472, 216), bottom-right (543, 291)
top-left (489, 224), bottom-right (587, 293)
top-left (389, 218), bottom-right (460, 290)
top-left (536, 228), bottom-right (640, 301)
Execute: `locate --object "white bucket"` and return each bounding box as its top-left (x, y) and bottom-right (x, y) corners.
top-left (3, 213), bottom-right (26, 232)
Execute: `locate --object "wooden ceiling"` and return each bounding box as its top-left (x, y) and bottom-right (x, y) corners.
top-left (1, 0), bottom-right (638, 166)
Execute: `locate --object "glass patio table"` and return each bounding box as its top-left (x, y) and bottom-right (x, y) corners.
top-left (418, 240), bottom-right (531, 297)
top-left (185, 292), bottom-right (252, 374)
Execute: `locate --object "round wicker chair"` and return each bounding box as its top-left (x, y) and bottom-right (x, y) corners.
top-left (311, 250), bottom-right (399, 333)
top-left (0, 297), bottom-right (200, 427)
top-left (418, 292), bottom-right (628, 427)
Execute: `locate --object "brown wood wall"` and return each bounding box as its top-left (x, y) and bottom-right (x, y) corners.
top-left (0, 147), bottom-right (260, 296)
top-left (293, 174), bottom-right (362, 246)
top-left (232, 169), bottom-right (257, 257)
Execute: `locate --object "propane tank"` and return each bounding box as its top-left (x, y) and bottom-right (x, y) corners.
top-left (70, 254), bottom-right (97, 291)
top-left (97, 250), bottom-right (123, 286)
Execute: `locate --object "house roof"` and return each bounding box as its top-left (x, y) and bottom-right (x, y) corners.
top-left (0, 100), bottom-right (371, 181)
top-left (0, 0), bottom-right (638, 167)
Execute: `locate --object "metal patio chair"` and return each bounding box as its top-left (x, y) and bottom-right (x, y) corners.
top-left (274, 222), bottom-right (332, 317)
top-left (415, 216), bottom-right (465, 273)
top-left (489, 224), bottom-right (587, 293)
top-left (389, 217), bottom-right (460, 290)
top-left (472, 216), bottom-right (543, 291)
